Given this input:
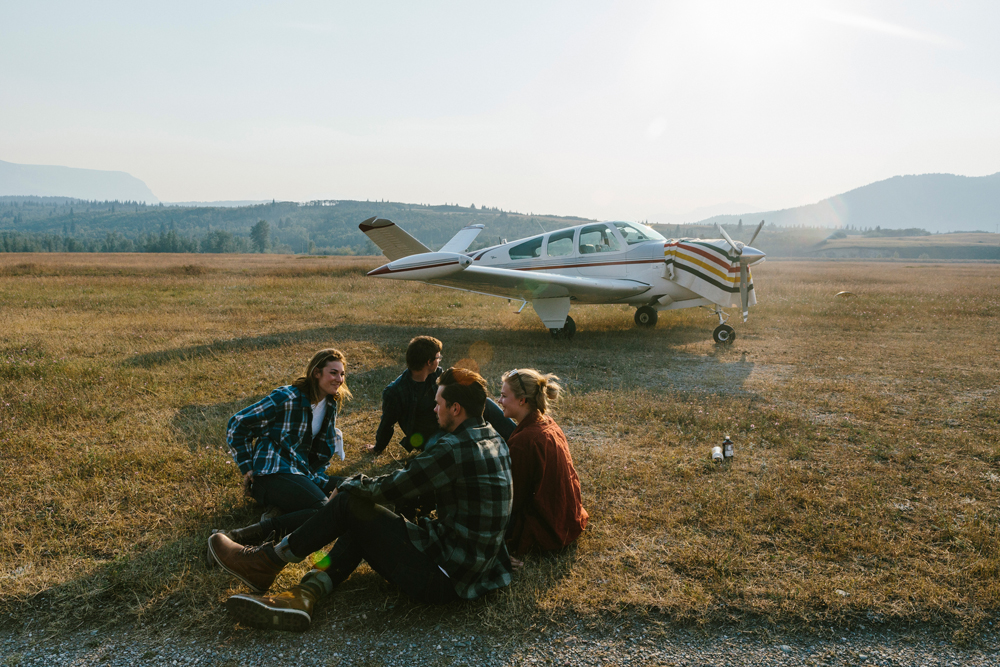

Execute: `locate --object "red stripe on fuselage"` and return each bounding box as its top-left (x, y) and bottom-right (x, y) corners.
top-left (667, 242), bottom-right (738, 274)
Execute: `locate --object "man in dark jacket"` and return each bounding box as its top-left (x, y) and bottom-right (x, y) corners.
top-left (367, 336), bottom-right (514, 454)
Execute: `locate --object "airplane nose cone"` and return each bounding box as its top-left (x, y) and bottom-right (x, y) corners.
top-left (741, 246), bottom-right (766, 264)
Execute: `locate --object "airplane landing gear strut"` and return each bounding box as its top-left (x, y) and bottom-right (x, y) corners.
top-left (550, 316), bottom-right (576, 340)
top-left (711, 305), bottom-right (735, 345)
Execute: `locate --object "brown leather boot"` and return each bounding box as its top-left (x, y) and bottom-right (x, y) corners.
top-left (225, 586), bottom-right (316, 632)
top-left (207, 533), bottom-right (284, 593)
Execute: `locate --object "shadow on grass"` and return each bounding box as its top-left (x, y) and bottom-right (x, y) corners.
top-left (120, 319), bottom-right (724, 370)
top-left (122, 328), bottom-right (341, 368)
top-left (125, 322), bottom-right (757, 396)
top-left (2, 498), bottom-right (579, 637)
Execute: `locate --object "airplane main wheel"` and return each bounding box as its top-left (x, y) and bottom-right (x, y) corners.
top-left (713, 324), bottom-right (736, 344)
top-left (634, 306), bottom-right (658, 327)
top-left (550, 316), bottom-right (576, 340)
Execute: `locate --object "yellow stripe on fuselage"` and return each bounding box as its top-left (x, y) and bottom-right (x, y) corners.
top-left (669, 248), bottom-right (738, 285)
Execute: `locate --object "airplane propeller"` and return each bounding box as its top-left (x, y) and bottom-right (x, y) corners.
top-left (716, 220), bottom-right (766, 322)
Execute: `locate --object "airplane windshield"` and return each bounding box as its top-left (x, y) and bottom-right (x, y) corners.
top-left (613, 222), bottom-right (665, 245)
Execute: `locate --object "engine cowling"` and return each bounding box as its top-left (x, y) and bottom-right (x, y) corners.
top-left (367, 252), bottom-right (472, 280)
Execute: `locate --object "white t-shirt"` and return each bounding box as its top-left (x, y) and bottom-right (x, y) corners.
top-left (311, 399), bottom-right (326, 436)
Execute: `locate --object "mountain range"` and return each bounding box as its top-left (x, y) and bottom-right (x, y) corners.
top-left (1, 158), bottom-right (998, 233)
top-left (693, 172), bottom-right (1000, 234)
top-left (0, 159), bottom-right (159, 203)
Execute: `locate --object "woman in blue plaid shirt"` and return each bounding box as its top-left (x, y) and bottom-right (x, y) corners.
top-left (217, 348), bottom-right (352, 544)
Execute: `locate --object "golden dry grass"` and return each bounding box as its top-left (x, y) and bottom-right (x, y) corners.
top-left (1, 253), bottom-right (998, 637)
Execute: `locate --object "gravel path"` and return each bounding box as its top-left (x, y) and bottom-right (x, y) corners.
top-left (3, 623), bottom-right (998, 666)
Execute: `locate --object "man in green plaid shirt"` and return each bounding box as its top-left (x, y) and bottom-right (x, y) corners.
top-left (208, 367), bottom-right (514, 632)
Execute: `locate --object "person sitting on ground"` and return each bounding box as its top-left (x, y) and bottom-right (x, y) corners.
top-left (208, 367), bottom-right (514, 632)
top-left (216, 348), bottom-right (351, 545)
top-left (367, 335), bottom-right (514, 455)
top-left (497, 369), bottom-right (588, 561)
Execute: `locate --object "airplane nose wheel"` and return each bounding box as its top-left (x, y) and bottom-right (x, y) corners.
top-left (713, 323), bottom-right (736, 345)
top-left (634, 306), bottom-right (658, 327)
top-left (550, 316), bottom-right (576, 340)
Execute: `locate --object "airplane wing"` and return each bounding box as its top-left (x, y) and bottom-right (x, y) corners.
top-left (439, 224), bottom-right (485, 253)
top-left (426, 265), bottom-right (651, 302)
top-left (359, 217), bottom-right (431, 261)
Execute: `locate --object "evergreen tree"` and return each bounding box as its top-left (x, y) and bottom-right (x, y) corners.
top-left (250, 219), bottom-right (270, 253)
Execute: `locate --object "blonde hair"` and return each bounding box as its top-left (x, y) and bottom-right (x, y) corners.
top-left (501, 368), bottom-right (561, 414)
top-left (293, 348), bottom-right (353, 404)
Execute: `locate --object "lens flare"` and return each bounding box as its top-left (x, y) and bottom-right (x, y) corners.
top-left (310, 552), bottom-right (331, 571)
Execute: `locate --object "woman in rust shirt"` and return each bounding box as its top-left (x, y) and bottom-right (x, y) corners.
top-left (498, 369), bottom-right (588, 557)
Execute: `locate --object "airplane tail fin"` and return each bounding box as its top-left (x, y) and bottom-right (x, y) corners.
top-left (358, 217), bottom-right (431, 261)
top-left (439, 224), bottom-right (485, 254)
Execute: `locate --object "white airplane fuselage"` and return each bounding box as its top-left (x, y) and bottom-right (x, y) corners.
top-left (467, 237), bottom-right (697, 305)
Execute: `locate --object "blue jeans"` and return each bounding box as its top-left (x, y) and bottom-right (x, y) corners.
top-left (250, 473), bottom-right (345, 539)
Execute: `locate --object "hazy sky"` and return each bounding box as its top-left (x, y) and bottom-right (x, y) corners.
top-left (2, 1), bottom-right (998, 221)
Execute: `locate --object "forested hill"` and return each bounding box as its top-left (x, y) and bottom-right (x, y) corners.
top-left (0, 197), bottom-right (594, 254)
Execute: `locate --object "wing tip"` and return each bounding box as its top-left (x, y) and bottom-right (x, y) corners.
top-left (358, 217), bottom-right (395, 233)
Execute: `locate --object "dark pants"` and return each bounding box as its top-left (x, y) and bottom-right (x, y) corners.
top-left (289, 490), bottom-right (458, 604)
top-left (250, 473), bottom-right (345, 539)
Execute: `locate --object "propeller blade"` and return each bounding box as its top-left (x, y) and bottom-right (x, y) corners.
top-left (716, 223), bottom-right (742, 255)
top-left (740, 262), bottom-right (749, 322)
top-left (747, 220), bottom-right (765, 247)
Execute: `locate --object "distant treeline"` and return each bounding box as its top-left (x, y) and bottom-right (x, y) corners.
top-left (0, 196), bottom-right (594, 255)
top-left (0, 229), bottom-right (250, 254)
top-left (828, 226), bottom-right (931, 239)
top-left (0, 196), bottom-right (976, 257)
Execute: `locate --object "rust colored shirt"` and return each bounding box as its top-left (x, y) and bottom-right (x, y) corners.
top-left (506, 410), bottom-right (588, 556)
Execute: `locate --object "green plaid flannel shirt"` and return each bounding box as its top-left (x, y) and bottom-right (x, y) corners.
top-left (339, 417), bottom-right (513, 599)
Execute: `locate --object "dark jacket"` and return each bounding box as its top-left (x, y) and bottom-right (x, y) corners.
top-left (372, 367), bottom-right (515, 453)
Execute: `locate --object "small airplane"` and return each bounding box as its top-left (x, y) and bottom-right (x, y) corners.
top-left (359, 216), bottom-right (766, 343)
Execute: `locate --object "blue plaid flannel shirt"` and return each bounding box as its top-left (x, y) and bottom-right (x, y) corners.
top-left (226, 386), bottom-right (337, 486)
top-left (339, 417), bottom-right (513, 599)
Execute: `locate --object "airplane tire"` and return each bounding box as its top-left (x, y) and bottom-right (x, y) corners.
top-left (550, 316), bottom-right (576, 340)
top-left (713, 324), bottom-right (736, 344)
top-left (634, 306), bottom-right (658, 327)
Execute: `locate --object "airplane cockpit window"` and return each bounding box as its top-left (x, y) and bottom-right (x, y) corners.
top-left (578, 224), bottom-right (622, 254)
top-left (613, 221), bottom-right (666, 245)
top-left (508, 236), bottom-right (543, 260)
top-left (545, 229), bottom-right (575, 257)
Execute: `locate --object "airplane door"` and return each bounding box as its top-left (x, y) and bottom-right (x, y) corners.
top-left (543, 227), bottom-right (579, 277)
top-left (577, 223), bottom-right (624, 277)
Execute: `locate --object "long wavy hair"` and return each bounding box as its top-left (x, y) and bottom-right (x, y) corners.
top-left (292, 348), bottom-right (353, 404)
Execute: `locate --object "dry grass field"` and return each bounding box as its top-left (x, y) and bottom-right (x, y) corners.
top-left (1, 253), bottom-right (998, 639)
